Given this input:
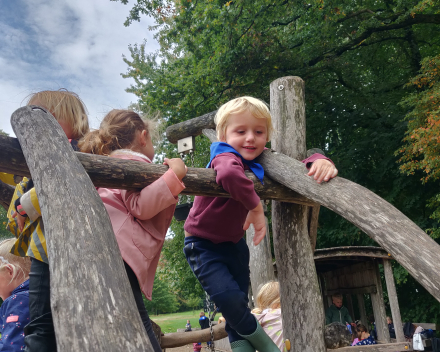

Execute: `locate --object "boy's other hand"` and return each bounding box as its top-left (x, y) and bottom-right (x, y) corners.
top-left (12, 211), bottom-right (25, 232)
top-left (243, 202), bottom-right (266, 245)
top-left (164, 158), bottom-right (188, 181)
top-left (307, 159), bottom-right (338, 184)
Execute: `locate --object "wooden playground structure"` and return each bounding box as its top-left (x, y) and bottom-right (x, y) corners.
top-left (1, 76), bottom-right (440, 351)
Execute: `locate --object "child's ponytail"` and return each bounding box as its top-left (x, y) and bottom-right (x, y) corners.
top-left (79, 109), bottom-right (158, 156)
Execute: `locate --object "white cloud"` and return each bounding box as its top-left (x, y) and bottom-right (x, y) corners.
top-left (0, 0), bottom-right (158, 136)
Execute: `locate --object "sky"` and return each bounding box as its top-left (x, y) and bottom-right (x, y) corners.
top-left (0, 0), bottom-right (158, 136)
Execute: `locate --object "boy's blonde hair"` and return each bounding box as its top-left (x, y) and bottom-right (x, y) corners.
top-left (251, 281), bottom-right (280, 314)
top-left (215, 96), bottom-right (274, 141)
top-left (0, 238), bottom-right (31, 283)
top-left (27, 89), bottom-right (89, 140)
top-left (332, 293), bottom-right (343, 301)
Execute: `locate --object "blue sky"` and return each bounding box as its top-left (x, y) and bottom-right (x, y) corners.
top-left (0, 0), bottom-right (158, 136)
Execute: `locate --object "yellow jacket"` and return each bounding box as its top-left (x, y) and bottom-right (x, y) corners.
top-left (7, 177), bottom-right (48, 263)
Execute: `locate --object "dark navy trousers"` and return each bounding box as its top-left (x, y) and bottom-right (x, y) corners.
top-left (184, 236), bottom-right (257, 343)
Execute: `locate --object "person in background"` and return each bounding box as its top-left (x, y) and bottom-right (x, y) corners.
top-left (387, 316), bottom-right (396, 339)
top-left (186, 320), bottom-right (192, 332)
top-left (0, 238), bottom-right (32, 352)
top-left (354, 324), bottom-right (377, 345)
top-left (193, 342), bottom-right (202, 352)
top-left (325, 294), bottom-right (355, 326)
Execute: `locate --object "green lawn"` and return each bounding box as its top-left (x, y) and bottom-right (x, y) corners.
top-left (150, 310), bottom-right (222, 333)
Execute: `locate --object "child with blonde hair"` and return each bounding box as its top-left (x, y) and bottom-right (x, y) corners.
top-left (0, 238), bottom-right (31, 352)
top-left (79, 109), bottom-right (187, 352)
top-left (7, 89), bottom-right (89, 352)
top-left (251, 281), bottom-right (285, 351)
top-left (183, 96), bottom-right (337, 352)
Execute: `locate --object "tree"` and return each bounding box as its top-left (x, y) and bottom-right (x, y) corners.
top-left (143, 276), bottom-right (180, 315)
top-left (114, 0), bottom-right (440, 321)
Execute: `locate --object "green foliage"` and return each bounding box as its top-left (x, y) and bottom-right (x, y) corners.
top-left (114, 0), bottom-right (440, 322)
top-left (0, 129), bottom-right (8, 136)
top-left (143, 275), bottom-right (180, 315)
top-left (0, 208), bottom-right (13, 241)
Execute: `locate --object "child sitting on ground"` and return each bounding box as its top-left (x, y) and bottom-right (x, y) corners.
top-left (79, 109), bottom-right (186, 352)
top-left (251, 281), bottom-right (285, 352)
top-left (0, 238), bottom-right (32, 352)
top-left (183, 96), bottom-right (338, 352)
top-left (7, 89), bottom-right (89, 352)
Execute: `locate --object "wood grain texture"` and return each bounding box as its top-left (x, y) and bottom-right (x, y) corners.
top-left (11, 106), bottom-right (154, 351)
top-left (371, 262), bottom-right (391, 343)
top-left (160, 323), bottom-right (228, 348)
top-left (270, 76), bottom-right (326, 352)
top-left (383, 260), bottom-right (405, 342)
top-left (0, 134), bottom-right (314, 205)
top-left (0, 179), bottom-right (14, 210)
top-left (328, 341), bottom-right (412, 352)
top-left (256, 148), bottom-right (440, 302)
top-left (166, 110), bottom-right (217, 144)
top-left (357, 294), bottom-right (368, 327)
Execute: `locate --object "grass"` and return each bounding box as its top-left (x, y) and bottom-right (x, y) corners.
top-left (150, 310), bottom-right (222, 334)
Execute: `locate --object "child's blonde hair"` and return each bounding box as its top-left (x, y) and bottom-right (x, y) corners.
top-left (27, 89), bottom-right (89, 140)
top-left (251, 281), bottom-right (280, 314)
top-left (0, 239), bottom-right (31, 283)
top-left (79, 109), bottom-right (158, 156)
top-left (215, 96), bottom-right (274, 141)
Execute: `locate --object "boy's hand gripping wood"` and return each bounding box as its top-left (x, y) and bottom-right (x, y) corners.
top-left (243, 202), bottom-right (266, 245)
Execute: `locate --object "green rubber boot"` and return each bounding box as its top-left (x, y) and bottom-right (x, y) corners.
top-left (238, 321), bottom-right (281, 352)
top-left (230, 339), bottom-right (256, 352)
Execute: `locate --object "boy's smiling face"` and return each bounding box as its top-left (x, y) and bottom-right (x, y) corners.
top-left (220, 110), bottom-right (268, 160)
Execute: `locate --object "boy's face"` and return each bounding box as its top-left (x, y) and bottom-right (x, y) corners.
top-left (333, 298), bottom-right (343, 308)
top-left (220, 110), bottom-right (268, 160)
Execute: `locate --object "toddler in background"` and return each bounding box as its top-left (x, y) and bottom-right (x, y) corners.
top-left (251, 281), bottom-right (285, 352)
top-left (0, 238), bottom-right (32, 352)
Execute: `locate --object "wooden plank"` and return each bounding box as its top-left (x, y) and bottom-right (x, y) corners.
top-left (371, 263), bottom-right (391, 343)
top-left (314, 247), bottom-right (391, 261)
top-left (270, 76), bottom-right (326, 351)
top-left (346, 294), bottom-right (355, 322)
top-left (308, 203), bottom-right (320, 251)
top-left (357, 294), bottom-right (368, 326)
top-left (413, 323), bottom-right (439, 330)
top-left (11, 106), bottom-right (153, 351)
top-left (383, 260), bottom-right (405, 342)
top-left (326, 286), bottom-right (377, 295)
top-left (327, 341), bottom-right (412, 351)
top-left (0, 134), bottom-right (315, 205)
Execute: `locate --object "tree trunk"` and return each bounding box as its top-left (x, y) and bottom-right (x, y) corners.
top-left (11, 106), bottom-right (154, 351)
top-left (270, 76), bottom-right (326, 352)
top-left (246, 202), bottom-right (275, 300)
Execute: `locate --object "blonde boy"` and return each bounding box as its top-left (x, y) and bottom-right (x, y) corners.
top-left (183, 97), bottom-right (337, 352)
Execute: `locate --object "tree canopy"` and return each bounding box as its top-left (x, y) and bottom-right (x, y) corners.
top-left (114, 0), bottom-right (440, 321)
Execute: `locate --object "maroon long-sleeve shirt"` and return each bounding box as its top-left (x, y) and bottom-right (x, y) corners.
top-left (184, 152), bottom-right (330, 243)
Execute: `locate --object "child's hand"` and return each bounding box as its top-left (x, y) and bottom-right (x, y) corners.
top-left (243, 202), bottom-right (266, 245)
top-left (307, 159), bottom-right (338, 184)
top-left (12, 211), bottom-right (26, 232)
top-left (164, 158), bottom-right (187, 180)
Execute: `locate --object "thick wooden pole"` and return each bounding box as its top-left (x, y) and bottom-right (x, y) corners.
top-left (357, 294), bottom-right (368, 326)
top-left (270, 76), bottom-right (326, 351)
top-left (346, 294), bottom-right (355, 323)
top-left (371, 262), bottom-right (391, 343)
top-left (383, 260), bottom-right (405, 342)
top-left (246, 202), bottom-right (275, 298)
top-left (11, 106), bottom-right (153, 351)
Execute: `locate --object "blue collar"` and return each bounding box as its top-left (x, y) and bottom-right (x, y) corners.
top-left (207, 142), bottom-right (264, 184)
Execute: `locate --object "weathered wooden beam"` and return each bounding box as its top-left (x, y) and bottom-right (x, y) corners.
top-left (0, 134), bottom-right (315, 205)
top-left (0, 179), bottom-right (14, 211)
top-left (160, 323), bottom-right (228, 348)
top-left (327, 341), bottom-right (412, 352)
top-left (11, 106), bottom-right (154, 351)
top-left (166, 110), bottom-right (216, 144)
top-left (325, 286), bottom-right (377, 295)
top-left (270, 76), bottom-right (326, 351)
top-left (383, 260), bottom-right (405, 343)
top-left (314, 247), bottom-right (392, 261)
top-left (371, 262), bottom-right (391, 343)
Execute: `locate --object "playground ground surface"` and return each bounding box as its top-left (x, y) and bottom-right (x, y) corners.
top-left (151, 310), bottom-right (223, 334)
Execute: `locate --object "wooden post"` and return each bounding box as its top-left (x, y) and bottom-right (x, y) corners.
top-left (0, 179), bottom-right (14, 210)
top-left (346, 294), bottom-right (355, 323)
top-left (11, 106), bottom-right (154, 351)
top-left (270, 76), bottom-right (326, 351)
top-left (246, 201), bottom-right (275, 298)
top-left (357, 293), bottom-right (368, 326)
top-left (383, 260), bottom-right (405, 342)
top-left (370, 262), bottom-right (390, 343)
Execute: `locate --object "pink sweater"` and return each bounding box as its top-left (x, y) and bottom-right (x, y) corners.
top-left (98, 150), bottom-right (185, 299)
top-left (184, 152), bottom-right (329, 243)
